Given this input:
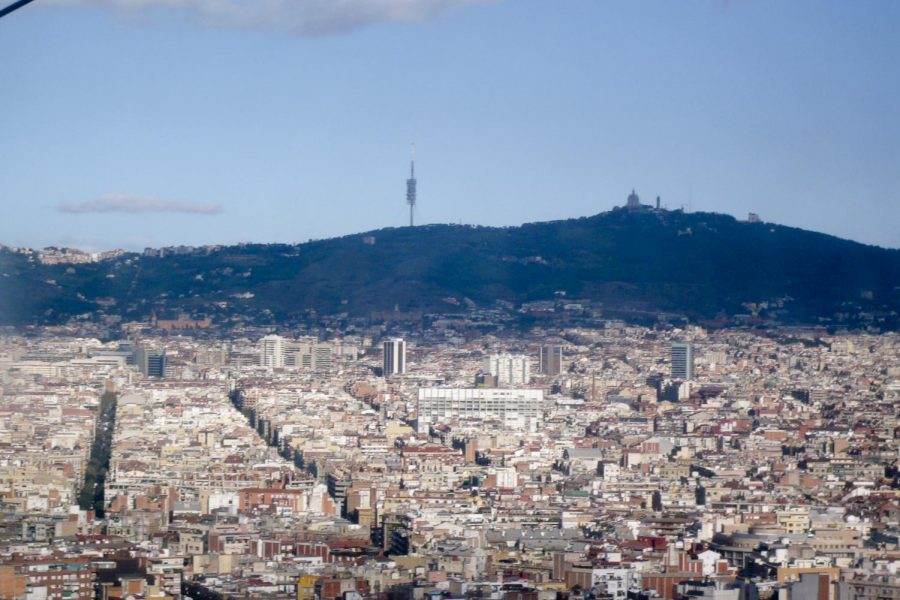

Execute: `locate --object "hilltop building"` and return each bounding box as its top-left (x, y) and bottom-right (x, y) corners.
top-left (623, 188), bottom-right (663, 212)
top-left (626, 188), bottom-right (643, 210)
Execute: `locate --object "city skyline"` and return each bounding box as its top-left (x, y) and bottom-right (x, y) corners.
top-left (1, 1), bottom-right (898, 250)
top-left (1, 313), bottom-right (896, 599)
top-left (1, 2), bottom-right (898, 596)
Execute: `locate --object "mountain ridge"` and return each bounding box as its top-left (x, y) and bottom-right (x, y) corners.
top-left (2, 208), bottom-right (899, 329)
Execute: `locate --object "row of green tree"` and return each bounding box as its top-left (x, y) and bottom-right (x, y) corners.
top-left (78, 391), bottom-right (117, 517)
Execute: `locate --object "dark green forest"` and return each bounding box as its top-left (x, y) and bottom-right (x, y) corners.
top-left (2, 209), bottom-right (898, 328)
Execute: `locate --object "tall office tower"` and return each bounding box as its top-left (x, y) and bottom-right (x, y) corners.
top-left (383, 338), bottom-right (406, 378)
top-left (406, 149), bottom-right (416, 227)
top-left (484, 353), bottom-right (531, 386)
top-left (259, 335), bottom-right (285, 368)
top-left (539, 345), bottom-right (563, 376)
top-left (134, 347), bottom-right (166, 378)
top-left (671, 342), bottom-right (694, 380)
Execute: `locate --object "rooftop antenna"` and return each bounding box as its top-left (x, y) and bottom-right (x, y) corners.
top-left (406, 144), bottom-right (417, 227)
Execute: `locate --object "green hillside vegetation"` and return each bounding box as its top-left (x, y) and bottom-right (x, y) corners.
top-left (1, 209), bottom-right (898, 327)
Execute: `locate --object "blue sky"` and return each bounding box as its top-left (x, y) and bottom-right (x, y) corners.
top-left (1, 0), bottom-right (898, 250)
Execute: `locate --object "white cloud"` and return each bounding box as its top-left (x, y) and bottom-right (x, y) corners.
top-left (58, 192), bottom-right (222, 215)
top-left (42, 0), bottom-right (494, 34)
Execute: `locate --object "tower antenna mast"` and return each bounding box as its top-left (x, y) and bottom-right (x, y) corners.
top-left (406, 144), bottom-right (417, 227)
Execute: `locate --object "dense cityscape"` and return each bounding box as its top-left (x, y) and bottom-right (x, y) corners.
top-left (0, 308), bottom-right (897, 599)
top-left (2, 1), bottom-right (898, 599)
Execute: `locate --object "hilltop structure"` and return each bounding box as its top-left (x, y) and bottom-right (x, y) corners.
top-left (624, 188), bottom-right (662, 212)
top-left (406, 150), bottom-right (417, 227)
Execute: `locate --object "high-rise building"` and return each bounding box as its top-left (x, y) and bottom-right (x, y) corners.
top-left (259, 335), bottom-right (285, 368)
top-left (134, 347), bottom-right (166, 378)
top-left (383, 338), bottom-right (406, 378)
top-left (671, 342), bottom-right (694, 380)
top-left (539, 345), bottom-right (563, 376)
top-left (483, 353), bottom-right (531, 386)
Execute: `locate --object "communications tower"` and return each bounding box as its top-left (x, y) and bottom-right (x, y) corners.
top-left (406, 146), bottom-right (417, 227)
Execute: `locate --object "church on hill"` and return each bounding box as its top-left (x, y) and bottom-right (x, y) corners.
top-left (624, 188), bottom-right (661, 212)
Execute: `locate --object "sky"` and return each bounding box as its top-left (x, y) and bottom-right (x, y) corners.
top-left (1, 0), bottom-right (898, 251)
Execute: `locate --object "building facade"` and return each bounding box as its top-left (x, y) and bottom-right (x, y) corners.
top-left (134, 347), bottom-right (166, 378)
top-left (671, 342), bottom-right (694, 380)
top-left (417, 387), bottom-right (543, 431)
top-left (383, 338), bottom-right (406, 378)
top-left (483, 353), bottom-right (531, 386)
top-left (540, 345), bottom-right (563, 376)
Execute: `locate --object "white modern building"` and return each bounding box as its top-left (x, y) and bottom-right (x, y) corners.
top-left (259, 335), bottom-right (285, 368)
top-left (492, 466), bottom-right (518, 489)
top-left (590, 567), bottom-right (638, 599)
top-left (260, 335), bottom-right (333, 371)
top-left (417, 387), bottom-right (543, 431)
top-left (285, 340), bottom-right (333, 372)
top-left (483, 353), bottom-right (531, 386)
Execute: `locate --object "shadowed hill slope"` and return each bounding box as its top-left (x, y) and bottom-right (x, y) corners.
top-left (1, 209), bottom-right (898, 327)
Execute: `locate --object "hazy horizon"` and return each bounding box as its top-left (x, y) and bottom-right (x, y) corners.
top-left (7, 203), bottom-right (900, 254)
top-left (2, 1), bottom-right (898, 250)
